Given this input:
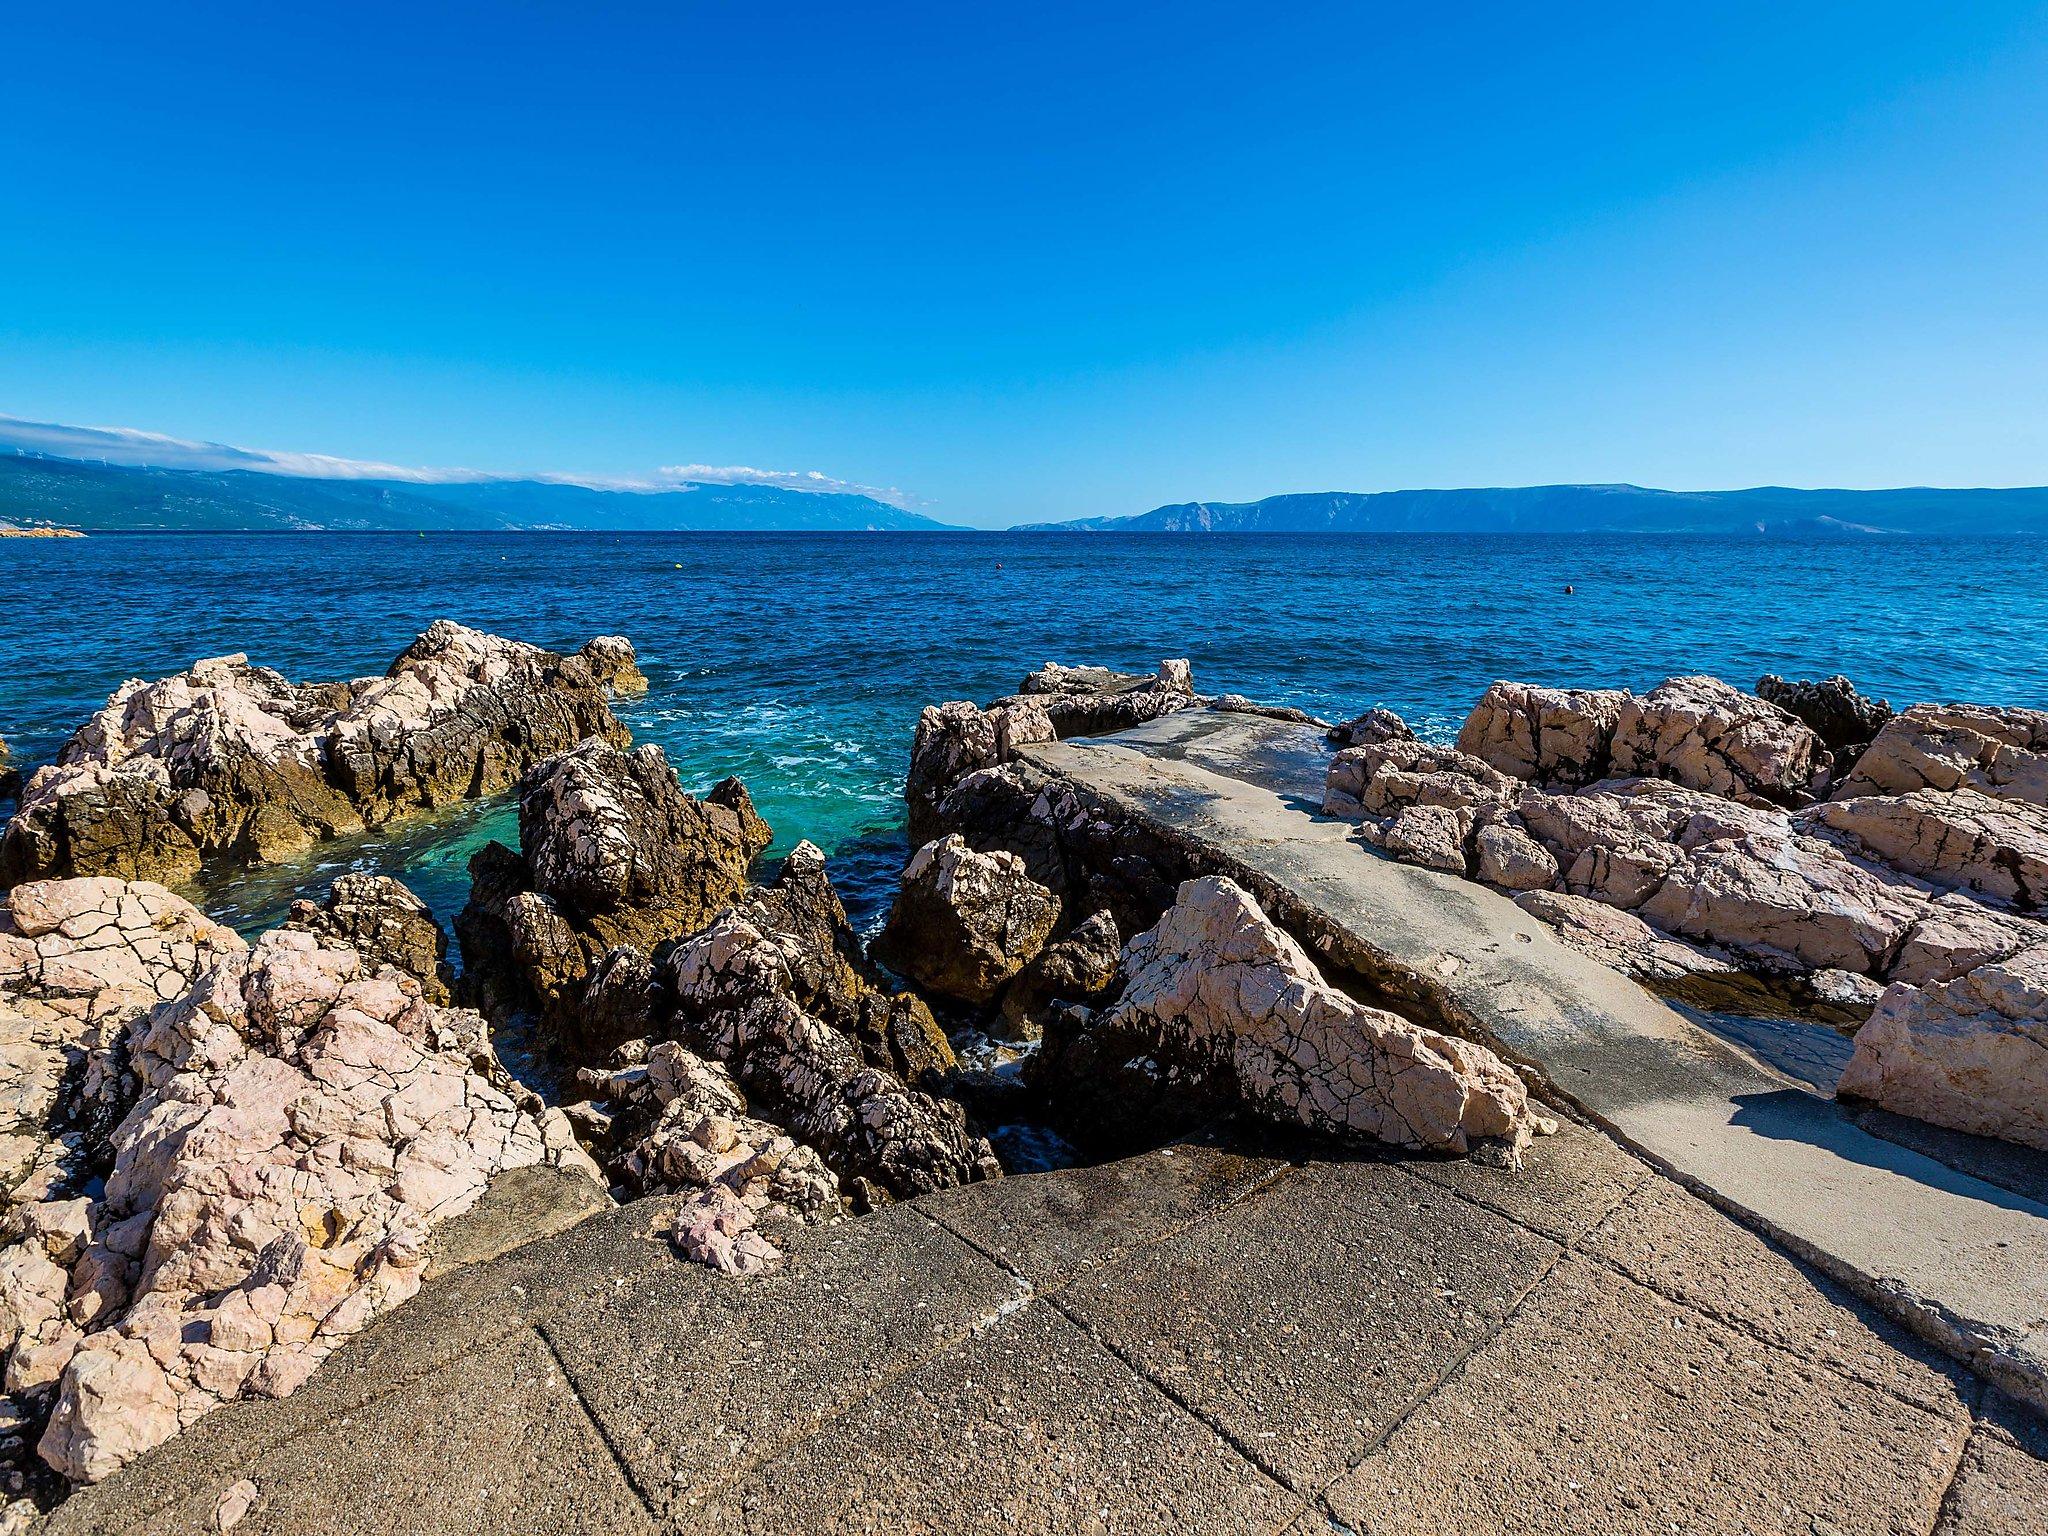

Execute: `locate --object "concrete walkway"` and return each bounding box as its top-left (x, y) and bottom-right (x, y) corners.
top-left (1017, 710), bottom-right (2048, 1414)
top-left (41, 1127), bottom-right (2048, 1535)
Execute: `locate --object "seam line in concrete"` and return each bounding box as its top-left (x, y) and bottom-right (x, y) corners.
top-left (916, 1152), bottom-right (1302, 1302)
top-left (532, 1321), bottom-right (664, 1526)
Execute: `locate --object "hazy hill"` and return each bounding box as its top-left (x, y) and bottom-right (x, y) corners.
top-left (0, 452), bottom-right (954, 532)
top-left (1020, 484), bottom-right (2048, 535)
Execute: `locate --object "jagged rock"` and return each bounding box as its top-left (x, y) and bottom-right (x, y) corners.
top-left (579, 1040), bottom-right (839, 1276)
top-left (1211, 696), bottom-right (1329, 728)
top-left (282, 875), bottom-right (451, 1004)
top-left (1838, 945), bottom-right (2048, 1150)
top-left (1001, 659), bottom-right (1196, 738)
top-left (1512, 889), bottom-right (1744, 988)
top-left (1890, 894), bottom-right (2048, 987)
top-left (1756, 675), bottom-right (1893, 761)
top-left (664, 853), bottom-right (998, 1206)
top-left (0, 736), bottom-right (18, 804)
top-left (1322, 738), bottom-right (1514, 822)
top-left (872, 835), bottom-right (1061, 1006)
top-left (1091, 876), bottom-right (1553, 1160)
top-left (1326, 708), bottom-right (1414, 749)
top-left (904, 700), bottom-right (1055, 845)
top-left (1837, 702), bottom-right (2048, 805)
top-left (1610, 676), bottom-right (1822, 807)
top-left (997, 910), bottom-right (1121, 1040)
top-left (1456, 683), bottom-right (1627, 786)
top-left (578, 634), bottom-right (648, 696)
top-left (1364, 805), bottom-right (1473, 875)
top-left (1807, 790), bottom-right (2048, 913)
top-left (1, 623), bottom-right (636, 886)
top-left (11, 913), bottom-right (597, 1485)
top-left (454, 742), bottom-right (767, 1057)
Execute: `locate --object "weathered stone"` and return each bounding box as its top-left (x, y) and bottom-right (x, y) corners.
top-left (1892, 894), bottom-right (2048, 987)
top-left (1809, 789), bottom-right (2048, 913)
top-left (663, 849), bottom-right (997, 1207)
top-left (1472, 819), bottom-right (1558, 890)
top-left (1839, 701), bottom-right (2048, 805)
top-left (903, 700), bottom-right (1055, 845)
top-left (871, 834), bottom-right (1061, 1006)
top-left (23, 922), bottom-right (600, 1484)
top-left (998, 658), bottom-right (1196, 740)
top-left (1321, 737), bottom-right (1514, 822)
top-left (282, 874), bottom-right (451, 1004)
top-left (996, 909), bottom-right (1121, 1040)
top-left (1092, 876), bottom-right (1552, 1160)
top-left (1838, 945), bottom-right (2048, 1150)
top-left (1325, 706), bottom-right (1414, 749)
top-left (1366, 803), bottom-right (1473, 875)
top-left (1512, 888), bottom-right (1744, 988)
top-left (1757, 673), bottom-right (1894, 761)
top-left (1611, 674), bottom-right (1822, 806)
top-left (1456, 681), bottom-right (1627, 786)
top-left (1, 623), bottom-right (635, 886)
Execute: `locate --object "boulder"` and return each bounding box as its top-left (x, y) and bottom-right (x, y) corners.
top-left (665, 865), bottom-right (1000, 1207)
top-left (454, 742), bottom-right (767, 1056)
top-left (904, 700), bottom-right (1055, 845)
top-left (1807, 790), bottom-right (2048, 913)
top-left (1365, 804), bottom-right (1474, 875)
top-left (1472, 821), bottom-right (1559, 891)
top-left (1837, 945), bottom-right (2048, 1151)
top-left (0, 735), bottom-right (18, 804)
top-left (1755, 674), bottom-right (1893, 763)
top-left (1891, 894), bottom-right (2048, 987)
top-left (1092, 876), bottom-right (1553, 1161)
top-left (996, 910), bottom-right (1121, 1040)
top-left (1322, 738), bottom-right (1514, 823)
top-left (871, 835), bottom-right (1061, 1006)
top-left (282, 874), bottom-right (451, 1004)
top-left (13, 916), bottom-right (597, 1484)
top-left (0, 624), bottom-right (637, 886)
top-left (1609, 676), bottom-right (1822, 807)
top-left (1456, 682), bottom-right (1627, 786)
top-left (1512, 889), bottom-right (1744, 989)
top-left (1326, 708), bottom-right (1414, 749)
top-left (1000, 658), bottom-right (1196, 739)
top-left (1836, 702), bottom-right (2048, 805)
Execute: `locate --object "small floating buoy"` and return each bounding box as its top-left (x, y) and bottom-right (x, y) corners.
top-left (1564, 584), bottom-right (1575, 595)
top-left (673, 563), bottom-right (684, 569)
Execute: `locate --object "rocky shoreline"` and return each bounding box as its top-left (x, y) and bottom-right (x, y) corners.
top-left (2, 627), bottom-right (2045, 1523)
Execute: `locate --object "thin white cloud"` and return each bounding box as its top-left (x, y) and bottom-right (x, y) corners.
top-left (0, 413), bottom-right (913, 506)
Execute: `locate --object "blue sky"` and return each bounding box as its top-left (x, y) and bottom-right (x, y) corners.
top-left (4, 3), bottom-right (2046, 527)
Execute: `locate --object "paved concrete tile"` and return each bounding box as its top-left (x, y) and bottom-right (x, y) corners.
top-left (1582, 1176), bottom-right (1973, 1419)
top-left (539, 1201), bottom-right (1023, 1512)
top-left (1323, 1256), bottom-right (1970, 1536)
top-left (678, 1299), bottom-right (1303, 1536)
top-left (919, 1136), bottom-right (1290, 1290)
top-left (1936, 1391), bottom-right (2048, 1535)
top-left (1056, 1156), bottom-right (1559, 1494)
top-left (1399, 1119), bottom-right (1651, 1246)
top-left (46, 1328), bottom-right (654, 1536)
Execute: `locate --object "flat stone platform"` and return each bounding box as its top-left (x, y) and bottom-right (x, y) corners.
top-left (41, 1128), bottom-right (2048, 1535)
top-left (1016, 710), bottom-right (2048, 1414)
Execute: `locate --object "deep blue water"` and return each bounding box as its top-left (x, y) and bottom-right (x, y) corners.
top-left (3, 531), bottom-right (2043, 937)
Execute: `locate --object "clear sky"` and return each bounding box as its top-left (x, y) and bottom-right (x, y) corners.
top-left (5, 3), bottom-right (2047, 526)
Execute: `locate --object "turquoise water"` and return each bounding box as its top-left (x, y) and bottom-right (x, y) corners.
top-left (4, 531), bottom-right (2043, 937)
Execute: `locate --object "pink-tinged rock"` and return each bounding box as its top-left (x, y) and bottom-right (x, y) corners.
top-left (871, 834), bottom-right (1061, 1005)
top-left (1365, 805), bottom-right (1473, 875)
top-left (1322, 738), bottom-right (1514, 822)
top-left (1806, 790), bottom-right (2048, 913)
top-left (1473, 821), bottom-right (1558, 891)
top-left (1101, 876), bottom-right (1554, 1161)
top-left (1609, 675), bottom-right (1822, 807)
top-left (1513, 890), bottom-right (1744, 988)
top-left (1890, 894), bottom-right (2048, 987)
top-left (34, 1336), bottom-right (179, 1485)
top-left (1838, 945), bottom-right (2048, 1150)
top-left (1456, 682), bottom-right (1628, 786)
top-left (1837, 702), bottom-right (2048, 805)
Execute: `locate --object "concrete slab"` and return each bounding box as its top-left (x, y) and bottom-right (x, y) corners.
top-left (44, 1329), bottom-right (655, 1536)
top-left (919, 1133), bottom-right (1289, 1291)
top-left (1582, 1175), bottom-right (1974, 1419)
top-left (537, 1200), bottom-right (1025, 1514)
top-left (676, 1299), bottom-right (1302, 1536)
top-left (1321, 1255), bottom-right (1971, 1536)
top-left (1399, 1118), bottom-right (1652, 1247)
top-left (1937, 1392), bottom-right (2048, 1535)
top-left (1054, 1157), bottom-right (1559, 1493)
top-left (1022, 711), bottom-right (2048, 1411)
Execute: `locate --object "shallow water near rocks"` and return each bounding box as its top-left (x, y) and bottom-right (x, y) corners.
top-left (5, 528), bottom-right (2044, 945)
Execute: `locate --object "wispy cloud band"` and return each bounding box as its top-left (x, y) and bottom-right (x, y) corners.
top-left (0, 414), bottom-right (912, 506)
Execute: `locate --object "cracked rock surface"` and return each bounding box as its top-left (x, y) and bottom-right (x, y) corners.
top-left (1085, 875), bottom-right (1553, 1161)
top-left (1, 879), bottom-right (598, 1489)
top-left (872, 834), bottom-right (1061, 1006)
top-left (1837, 702), bottom-right (2048, 805)
top-left (0, 623), bottom-right (636, 886)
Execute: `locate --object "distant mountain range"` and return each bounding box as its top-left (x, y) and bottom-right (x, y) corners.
top-left (1020, 484), bottom-right (2048, 535)
top-left (0, 451), bottom-right (954, 532)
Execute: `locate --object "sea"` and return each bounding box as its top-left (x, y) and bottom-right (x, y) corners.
top-left (4, 530), bottom-right (2043, 943)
